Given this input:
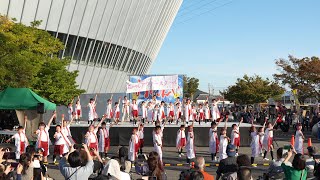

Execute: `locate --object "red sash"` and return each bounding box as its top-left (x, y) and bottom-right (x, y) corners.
top-left (60, 132), bottom-right (70, 147)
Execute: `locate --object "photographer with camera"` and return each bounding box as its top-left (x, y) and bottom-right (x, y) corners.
top-left (59, 143), bottom-right (94, 180)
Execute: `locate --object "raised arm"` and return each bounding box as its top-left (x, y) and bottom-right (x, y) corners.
top-left (69, 115), bottom-right (75, 125)
top-left (262, 117), bottom-right (267, 129)
top-left (94, 94), bottom-right (97, 103)
top-left (110, 94), bottom-right (113, 100)
top-left (61, 114), bottom-right (65, 125)
top-left (95, 115), bottom-right (106, 131)
top-left (47, 111), bottom-right (56, 127)
top-left (238, 117), bottom-right (243, 127)
top-left (78, 96), bottom-right (80, 103)
top-left (224, 116), bottom-right (228, 129)
top-left (23, 115), bottom-right (27, 131)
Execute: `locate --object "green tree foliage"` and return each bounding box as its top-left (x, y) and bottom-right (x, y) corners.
top-left (221, 75), bottom-right (284, 105)
top-left (0, 16), bottom-right (85, 105)
top-left (274, 55), bottom-right (320, 103)
top-left (183, 76), bottom-right (199, 99)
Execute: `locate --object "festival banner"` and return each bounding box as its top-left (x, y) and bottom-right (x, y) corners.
top-left (129, 75), bottom-right (183, 104)
top-left (126, 75), bottom-right (178, 93)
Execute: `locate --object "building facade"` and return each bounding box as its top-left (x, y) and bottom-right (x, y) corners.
top-left (0, 0), bottom-right (182, 93)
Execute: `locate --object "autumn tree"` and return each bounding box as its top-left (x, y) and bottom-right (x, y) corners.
top-left (221, 75), bottom-right (284, 105)
top-left (0, 16), bottom-right (84, 105)
top-left (183, 76), bottom-right (199, 100)
top-left (274, 55), bottom-right (320, 103)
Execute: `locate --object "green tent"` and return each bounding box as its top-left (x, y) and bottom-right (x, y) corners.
top-left (0, 87), bottom-right (56, 110)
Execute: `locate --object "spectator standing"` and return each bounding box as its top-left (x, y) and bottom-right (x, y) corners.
top-left (281, 150), bottom-right (307, 180)
top-left (216, 144), bottom-right (238, 180)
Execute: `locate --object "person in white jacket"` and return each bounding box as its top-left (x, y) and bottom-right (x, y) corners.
top-left (186, 122), bottom-right (196, 163)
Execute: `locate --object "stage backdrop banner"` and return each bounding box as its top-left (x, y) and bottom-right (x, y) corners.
top-left (126, 75), bottom-right (178, 93)
top-left (129, 75), bottom-right (183, 104)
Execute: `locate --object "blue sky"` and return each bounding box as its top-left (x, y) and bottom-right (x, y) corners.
top-left (150, 0), bottom-right (320, 94)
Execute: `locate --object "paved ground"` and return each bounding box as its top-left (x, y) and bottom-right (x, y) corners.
top-left (43, 128), bottom-right (320, 180)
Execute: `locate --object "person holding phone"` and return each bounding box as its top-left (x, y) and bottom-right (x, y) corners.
top-left (281, 148), bottom-right (307, 180)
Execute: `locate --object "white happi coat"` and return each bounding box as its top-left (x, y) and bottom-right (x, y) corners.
top-left (153, 132), bottom-right (163, 162)
top-left (263, 128), bottom-right (273, 151)
top-left (68, 106), bottom-right (73, 121)
top-left (147, 106), bottom-right (153, 122)
top-left (128, 134), bottom-right (139, 161)
top-left (211, 103), bottom-right (220, 120)
top-left (88, 103), bottom-right (95, 121)
top-left (231, 127), bottom-right (240, 145)
top-left (250, 132), bottom-right (260, 157)
top-left (105, 104), bottom-right (113, 119)
top-left (75, 103), bottom-right (81, 119)
top-left (85, 129), bottom-right (98, 145)
top-left (98, 127), bottom-right (110, 153)
top-left (62, 125), bottom-right (72, 137)
top-left (209, 128), bottom-right (218, 154)
top-left (294, 130), bottom-right (304, 154)
top-left (204, 106), bottom-right (210, 120)
top-left (176, 129), bottom-right (186, 148)
top-left (13, 131), bottom-right (29, 159)
top-left (36, 127), bottom-right (50, 155)
top-left (185, 104), bottom-right (191, 122)
top-left (219, 135), bottom-right (228, 160)
top-left (186, 131), bottom-right (195, 159)
top-left (54, 132), bottom-right (71, 154)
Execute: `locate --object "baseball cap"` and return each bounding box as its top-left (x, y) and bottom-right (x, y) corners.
top-left (227, 144), bottom-right (236, 157)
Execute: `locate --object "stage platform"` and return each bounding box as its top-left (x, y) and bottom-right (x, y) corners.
top-left (49, 122), bottom-right (257, 147)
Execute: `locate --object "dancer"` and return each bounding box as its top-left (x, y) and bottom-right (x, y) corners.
top-left (131, 99), bottom-right (139, 125)
top-left (294, 123), bottom-right (305, 154)
top-left (67, 100), bottom-right (74, 121)
top-left (75, 96), bottom-right (81, 124)
top-left (105, 95), bottom-right (113, 123)
top-left (138, 123), bottom-right (144, 154)
top-left (250, 118), bottom-right (267, 165)
top-left (153, 104), bottom-right (160, 123)
top-left (128, 127), bottom-right (139, 162)
top-left (6, 115), bottom-right (28, 160)
top-left (219, 116), bottom-right (229, 160)
top-left (141, 101), bottom-right (147, 124)
top-left (153, 125), bottom-right (163, 162)
top-left (211, 99), bottom-right (220, 122)
top-left (198, 104), bottom-right (204, 125)
top-left (147, 102), bottom-right (153, 124)
top-left (61, 114), bottom-right (73, 138)
top-left (175, 102), bottom-right (182, 124)
top-left (184, 99), bottom-right (192, 125)
top-left (231, 117), bottom-right (243, 155)
top-left (262, 120), bottom-right (277, 161)
top-left (176, 125), bottom-right (186, 157)
top-left (85, 115), bottom-right (106, 156)
top-left (88, 94), bottom-right (98, 125)
top-left (35, 112), bottom-right (55, 163)
top-left (209, 120), bottom-right (220, 162)
top-left (186, 122), bottom-right (196, 163)
top-left (122, 96), bottom-right (130, 122)
top-left (168, 102), bottom-right (175, 124)
top-left (159, 101), bottom-right (166, 124)
top-left (113, 97), bottom-right (121, 125)
top-left (190, 105), bottom-right (197, 122)
top-left (98, 121), bottom-right (114, 159)
top-left (53, 125), bottom-right (71, 163)
top-left (204, 102), bottom-right (211, 124)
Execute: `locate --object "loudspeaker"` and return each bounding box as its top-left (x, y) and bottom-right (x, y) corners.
top-left (37, 103), bottom-right (45, 114)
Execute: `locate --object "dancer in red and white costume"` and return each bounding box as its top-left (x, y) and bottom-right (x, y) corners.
top-left (250, 118), bottom-right (267, 165)
top-left (262, 120), bottom-right (277, 161)
top-left (176, 125), bottom-right (186, 157)
top-left (7, 116), bottom-right (29, 160)
top-left (138, 123), bottom-right (144, 154)
top-left (204, 102), bottom-right (211, 124)
top-left (159, 101), bottom-right (166, 123)
top-left (175, 103), bottom-right (182, 124)
top-left (184, 99), bottom-right (192, 125)
top-left (122, 96), bottom-right (130, 122)
top-left (98, 121), bottom-right (114, 159)
top-left (53, 125), bottom-right (71, 163)
top-left (231, 117), bottom-right (243, 156)
top-left (209, 120), bottom-right (220, 162)
top-left (105, 95), bottom-right (113, 123)
top-left (198, 104), bottom-right (204, 125)
top-left (85, 115), bottom-right (106, 156)
top-left (211, 99), bottom-right (220, 122)
top-left (88, 95), bottom-right (98, 125)
top-left (219, 117), bottom-right (230, 160)
top-left (153, 126), bottom-right (163, 162)
top-left (128, 128), bottom-right (139, 162)
top-left (168, 102), bottom-right (175, 124)
top-left (190, 105), bottom-right (197, 122)
top-left (131, 99), bottom-right (139, 125)
top-left (153, 104), bottom-right (160, 123)
top-left (67, 101), bottom-right (74, 121)
top-left (141, 101), bottom-right (147, 124)
top-left (75, 96), bottom-right (81, 124)
top-left (113, 97), bottom-right (121, 125)
top-left (186, 122), bottom-right (196, 163)
top-left (61, 114), bottom-right (74, 138)
top-left (35, 112), bottom-right (55, 163)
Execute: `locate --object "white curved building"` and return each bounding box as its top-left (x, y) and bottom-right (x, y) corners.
top-left (0, 0), bottom-right (182, 93)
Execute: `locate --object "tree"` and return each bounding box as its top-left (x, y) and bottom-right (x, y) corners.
top-left (183, 76), bottom-right (199, 100)
top-left (274, 55), bottom-right (320, 104)
top-left (0, 16), bottom-right (84, 105)
top-left (221, 75), bottom-right (284, 105)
